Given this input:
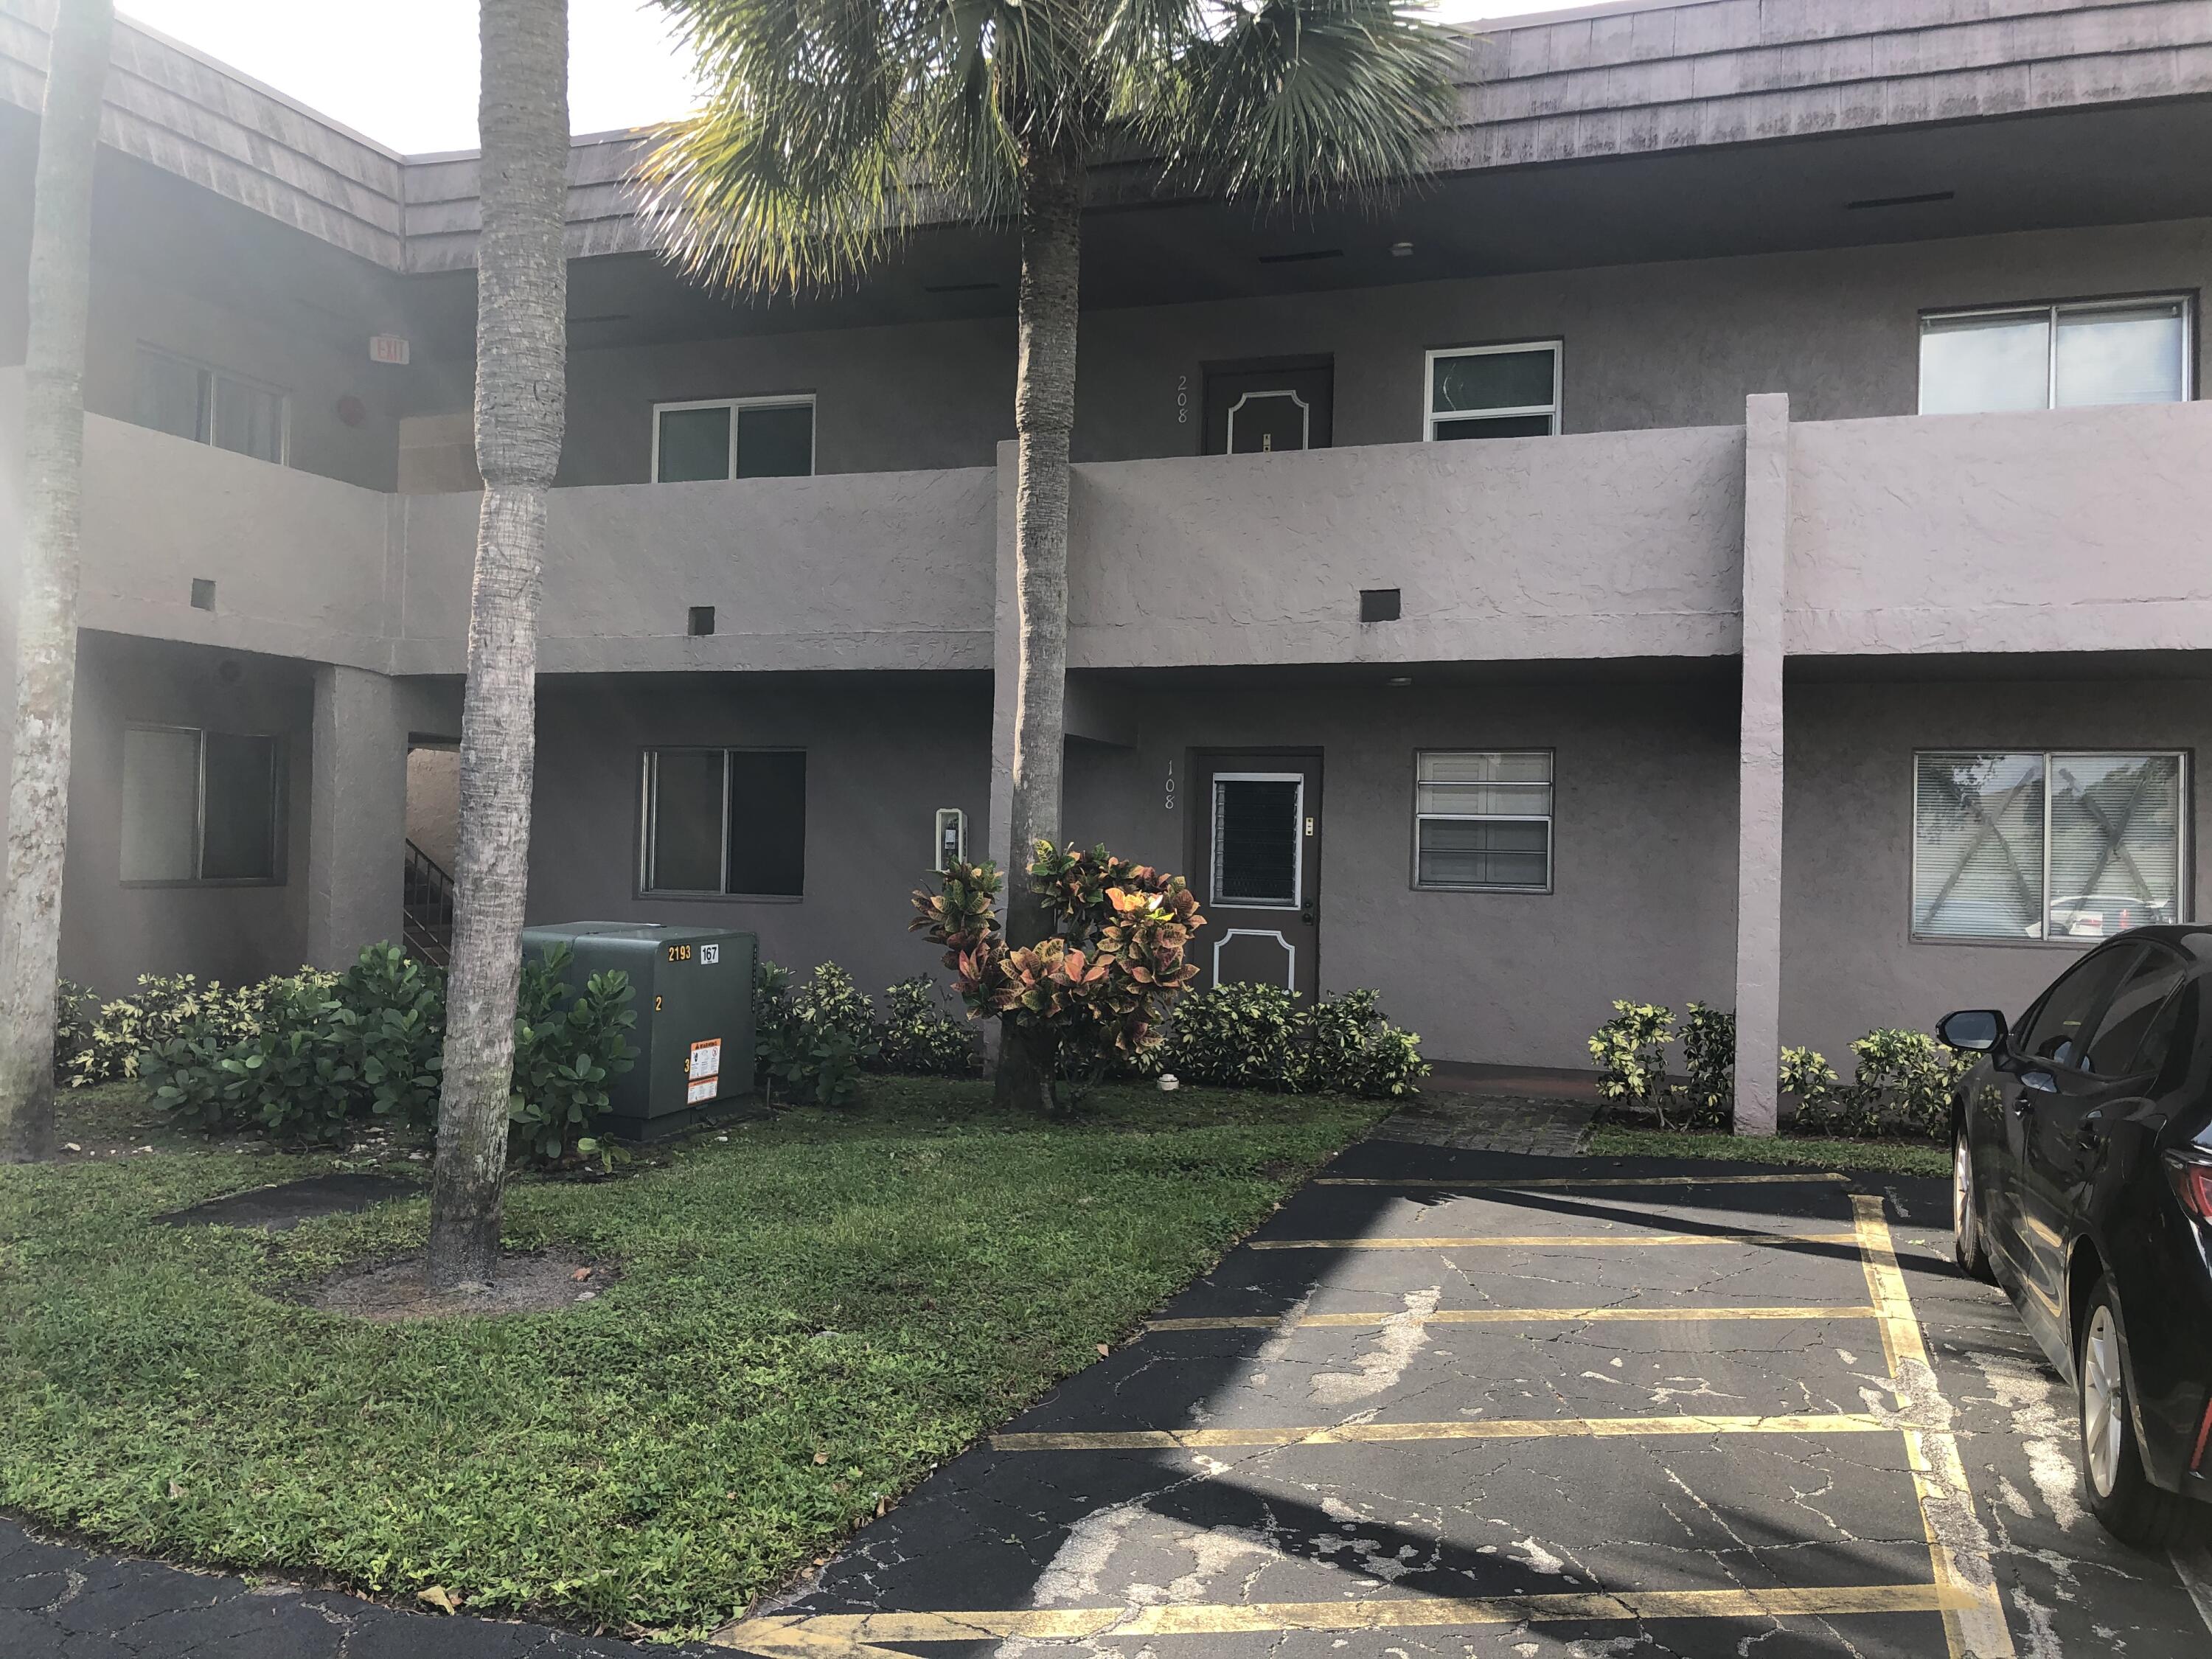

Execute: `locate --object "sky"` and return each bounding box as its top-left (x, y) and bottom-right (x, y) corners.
top-left (116, 0), bottom-right (1597, 155)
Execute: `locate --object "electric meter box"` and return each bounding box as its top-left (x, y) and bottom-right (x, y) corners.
top-left (518, 922), bottom-right (758, 1141)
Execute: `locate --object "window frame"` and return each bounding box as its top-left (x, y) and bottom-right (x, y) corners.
top-left (650, 394), bottom-right (818, 482)
top-left (119, 723), bottom-right (285, 888)
top-left (637, 745), bottom-right (807, 902)
top-left (1422, 340), bottom-right (1564, 442)
top-left (1908, 748), bottom-right (2191, 946)
top-left (1209, 771), bottom-right (1305, 911)
top-left (1916, 293), bottom-right (2197, 414)
top-left (1411, 747), bottom-right (1557, 896)
top-left (133, 344), bottom-right (291, 465)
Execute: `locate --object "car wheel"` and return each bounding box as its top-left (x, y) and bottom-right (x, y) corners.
top-left (2077, 1275), bottom-right (2197, 1548)
top-left (1952, 1130), bottom-right (1993, 1282)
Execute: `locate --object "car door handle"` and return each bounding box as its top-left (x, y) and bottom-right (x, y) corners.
top-left (2077, 1107), bottom-right (2106, 1149)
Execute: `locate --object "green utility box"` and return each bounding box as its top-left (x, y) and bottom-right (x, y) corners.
top-left (518, 922), bottom-right (758, 1141)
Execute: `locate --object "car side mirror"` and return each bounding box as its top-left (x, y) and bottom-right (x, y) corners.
top-left (1938, 1009), bottom-right (2007, 1052)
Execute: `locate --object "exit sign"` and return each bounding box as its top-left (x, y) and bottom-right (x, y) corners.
top-left (369, 335), bottom-right (410, 365)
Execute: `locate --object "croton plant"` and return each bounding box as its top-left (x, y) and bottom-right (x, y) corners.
top-left (911, 843), bottom-right (1205, 1088)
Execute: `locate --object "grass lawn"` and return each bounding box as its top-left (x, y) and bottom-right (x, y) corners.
top-left (0, 1078), bottom-right (1388, 1638)
top-left (1588, 1123), bottom-right (1950, 1178)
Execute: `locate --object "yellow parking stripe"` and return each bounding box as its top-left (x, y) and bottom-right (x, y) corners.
top-left (1145, 1303), bottom-right (1879, 1332)
top-left (717, 1582), bottom-right (1979, 1653)
top-left (1851, 1194), bottom-right (2016, 1659)
top-left (1248, 1230), bottom-right (1859, 1250)
top-left (991, 1412), bottom-right (1892, 1451)
top-left (1315, 1172), bottom-right (1849, 1189)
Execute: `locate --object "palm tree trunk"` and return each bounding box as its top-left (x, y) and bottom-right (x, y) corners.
top-left (0, 0), bottom-right (114, 1166)
top-left (994, 140), bottom-right (1082, 1114)
top-left (426, 0), bottom-right (568, 1290)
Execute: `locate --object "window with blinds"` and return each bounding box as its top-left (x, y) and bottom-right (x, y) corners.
top-left (1912, 751), bottom-right (2185, 942)
top-left (1413, 750), bottom-right (1553, 892)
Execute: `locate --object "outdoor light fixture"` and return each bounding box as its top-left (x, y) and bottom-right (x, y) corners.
top-left (1385, 676), bottom-right (1414, 688)
top-left (1391, 241), bottom-right (1415, 257)
top-left (933, 807), bottom-right (967, 872)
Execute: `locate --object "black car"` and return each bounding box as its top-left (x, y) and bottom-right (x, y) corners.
top-left (1939, 925), bottom-right (2212, 1548)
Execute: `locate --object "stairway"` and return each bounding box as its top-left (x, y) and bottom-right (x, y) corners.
top-left (401, 840), bottom-right (456, 967)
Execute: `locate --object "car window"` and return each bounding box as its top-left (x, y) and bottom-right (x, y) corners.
top-left (2082, 947), bottom-right (2188, 1076)
top-left (2019, 945), bottom-right (2142, 1069)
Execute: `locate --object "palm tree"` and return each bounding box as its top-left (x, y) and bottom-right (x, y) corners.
top-left (646, 0), bottom-right (1457, 1110)
top-left (0, 0), bottom-right (115, 1165)
top-left (425, 0), bottom-right (571, 1290)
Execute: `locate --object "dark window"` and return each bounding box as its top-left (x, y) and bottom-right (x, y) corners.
top-left (736, 403), bottom-right (815, 479)
top-left (2083, 947), bottom-right (2188, 1077)
top-left (199, 734), bottom-right (279, 880)
top-left (1433, 414), bottom-right (1555, 441)
top-left (2020, 946), bottom-right (2141, 1070)
top-left (655, 406), bottom-right (731, 483)
top-left (1212, 778), bottom-right (1301, 905)
top-left (655, 400), bottom-right (814, 482)
top-left (644, 750), bottom-right (727, 892)
top-left (728, 751), bottom-right (807, 896)
top-left (120, 725), bottom-right (280, 883)
top-left (642, 748), bottom-right (805, 897)
top-left (1426, 343), bottom-right (1561, 440)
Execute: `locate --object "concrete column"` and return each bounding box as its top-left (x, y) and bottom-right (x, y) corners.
top-left (1733, 394), bottom-right (1790, 1135)
top-left (986, 438), bottom-right (1020, 877)
top-left (307, 663), bottom-right (407, 970)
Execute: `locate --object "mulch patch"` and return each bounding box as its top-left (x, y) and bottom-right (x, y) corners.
top-left (307, 1251), bottom-right (618, 1322)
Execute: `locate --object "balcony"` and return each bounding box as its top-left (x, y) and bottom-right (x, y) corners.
top-left (1787, 399), bottom-right (2212, 658)
top-left (1066, 425), bottom-right (1747, 669)
top-left (11, 366), bottom-right (2212, 679)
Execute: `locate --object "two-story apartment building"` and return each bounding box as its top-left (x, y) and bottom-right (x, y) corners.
top-left (4, 0), bottom-right (2212, 1098)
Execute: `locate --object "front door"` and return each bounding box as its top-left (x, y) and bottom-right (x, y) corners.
top-left (1203, 361), bottom-right (1334, 456)
top-left (1190, 752), bottom-right (1321, 999)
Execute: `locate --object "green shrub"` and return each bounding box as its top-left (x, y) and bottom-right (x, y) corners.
top-left (131, 944), bottom-right (632, 1156)
top-left (872, 975), bottom-right (981, 1077)
top-left (324, 945), bottom-right (445, 1130)
top-left (1778, 1045), bottom-right (1840, 1125)
top-left (1843, 1027), bottom-right (1966, 1141)
top-left (1675, 1001), bottom-right (1736, 1130)
top-left (1159, 982), bottom-right (1301, 1089)
top-left (66, 971), bottom-right (317, 1088)
top-left (139, 968), bottom-right (358, 1141)
top-left (1590, 1001), bottom-right (1674, 1113)
top-left (508, 945), bottom-right (638, 1163)
top-left (1152, 983), bottom-right (1429, 1099)
top-left (755, 961), bottom-right (877, 1107)
top-left (1296, 988), bottom-right (1430, 1099)
top-left (52, 980), bottom-right (95, 1083)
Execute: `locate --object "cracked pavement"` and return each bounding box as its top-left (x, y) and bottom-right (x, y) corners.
top-left (717, 1132), bottom-right (2212, 1658)
top-left (6, 1124), bottom-right (2209, 1658)
top-left (0, 1522), bottom-right (721, 1658)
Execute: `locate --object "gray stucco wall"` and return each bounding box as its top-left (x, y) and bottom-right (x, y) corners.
top-left (1066, 425), bottom-right (1745, 669)
top-left (393, 465), bottom-right (997, 675)
top-left (523, 675), bottom-right (993, 1001)
top-left (1781, 672), bottom-right (2212, 1066)
top-left (1789, 400), bottom-right (2212, 656)
top-left (1061, 675), bottom-right (1744, 1070)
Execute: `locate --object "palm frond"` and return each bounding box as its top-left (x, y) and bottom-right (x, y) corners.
top-left (1129, 0), bottom-right (1461, 209)
top-left (641, 0), bottom-right (1029, 293)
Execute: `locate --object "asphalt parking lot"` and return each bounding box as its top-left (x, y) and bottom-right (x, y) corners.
top-left (720, 1135), bottom-right (2212, 1658)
